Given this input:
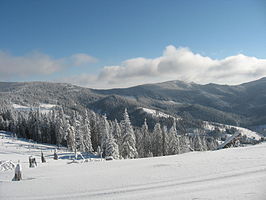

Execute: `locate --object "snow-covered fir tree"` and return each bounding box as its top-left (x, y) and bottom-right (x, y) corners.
top-left (162, 125), bottom-right (169, 156)
top-left (120, 108), bottom-right (138, 159)
top-left (152, 123), bottom-right (163, 157)
top-left (66, 123), bottom-right (76, 151)
top-left (55, 107), bottom-right (67, 147)
top-left (142, 119), bottom-right (152, 157)
top-left (179, 135), bottom-right (191, 153)
top-left (112, 119), bottom-right (123, 156)
top-left (88, 111), bottom-right (99, 151)
top-left (167, 120), bottom-right (180, 155)
top-left (105, 132), bottom-right (119, 159)
top-left (82, 111), bottom-right (93, 152)
top-left (0, 100), bottom-right (223, 160)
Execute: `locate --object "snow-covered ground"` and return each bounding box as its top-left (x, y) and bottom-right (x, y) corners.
top-left (0, 131), bottom-right (266, 200)
top-left (12, 103), bottom-right (56, 114)
top-left (204, 121), bottom-right (263, 141)
top-left (140, 107), bottom-right (181, 120)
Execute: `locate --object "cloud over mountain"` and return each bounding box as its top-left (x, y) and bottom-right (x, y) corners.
top-left (67, 45), bottom-right (266, 88)
top-left (1, 46), bottom-right (266, 88)
top-left (102, 46), bottom-right (266, 85)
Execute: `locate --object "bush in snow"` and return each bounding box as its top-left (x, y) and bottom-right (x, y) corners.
top-left (54, 149), bottom-right (58, 160)
top-left (29, 156), bottom-right (37, 168)
top-left (41, 151), bottom-right (46, 163)
top-left (13, 161), bottom-right (22, 181)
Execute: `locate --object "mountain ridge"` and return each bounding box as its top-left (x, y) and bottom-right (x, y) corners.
top-left (1, 77), bottom-right (266, 128)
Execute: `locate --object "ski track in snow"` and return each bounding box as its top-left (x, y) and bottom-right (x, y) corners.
top-left (0, 132), bottom-right (266, 200)
top-left (13, 166), bottom-right (265, 200)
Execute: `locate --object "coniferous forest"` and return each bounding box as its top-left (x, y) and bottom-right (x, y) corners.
top-left (0, 102), bottom-right (218, 159)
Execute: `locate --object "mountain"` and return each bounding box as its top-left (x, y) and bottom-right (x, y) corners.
top-left (92, 77), bottom-right (266, 127)
top-left (1, 77), bottom-right (266, 128)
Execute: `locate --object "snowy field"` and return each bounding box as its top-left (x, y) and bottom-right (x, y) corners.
top-left (0, 131), bottom-right (266, 200)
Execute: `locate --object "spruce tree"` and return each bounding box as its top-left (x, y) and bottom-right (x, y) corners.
top-left (120, 108), bottom-right (138, 159)
top-left (105, 133), bottom-right (119, 159)
top-left (113, 119), bottom-right (123, 156)
top-left (152, 123), bottom-right (163, 157)
top-left (167, 120), bottom-right (180, 155)
top-left (142, 119), bottom-right (151, 157)
top-left (99, 114), bottom-right (110, 157)
top-left (66, 124), bottom-right (76, 151)
top-left (162, 125), bottom-right (169, 156)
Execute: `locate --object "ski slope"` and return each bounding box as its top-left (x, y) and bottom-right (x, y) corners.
top-left (0, 131), bottom-right (266, 200)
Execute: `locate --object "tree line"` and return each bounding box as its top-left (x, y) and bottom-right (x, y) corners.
top-left (0, 104), bottom-right (218, 159)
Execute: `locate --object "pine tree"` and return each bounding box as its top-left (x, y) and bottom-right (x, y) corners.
top-left (167, 120), bottom-right (180, 155)
top-left (152, 123), bottom-right (163, 157)
top-left (0, 115), bottom-right (5, 130)
top-left (162, 125), bottom-right (169, 156)
top-left (112, 119), bottom-right (123, 156)
top-left (105, 133), bottom-right (119, 159)
top-left (120, 108), bottom-right (138, 159)
top-left (99, 114), bottom-right (110, 157)
top-left (206, 137), bottom-right (218, 150)
top-left (179, 135), bottom-right (191, 153)
top-left (82, 111), bottom-right (93, 152)
top-left (69, 111), bottom-right (84, 152)
top-left (193, 130), bottom-right (204, 151)
top-left (66, 123), bottom-right (76, 151)
top-left (89, 111), bottom-right (99, 151)
top-left (55, 107), bottom-right (67, 147)
top-left (201, 136), bottom-right (208, 151)
top-left (142, 119), bottom-right (151, 158)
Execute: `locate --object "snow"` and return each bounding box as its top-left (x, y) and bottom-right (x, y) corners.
top-left (1, 131), bottom-right (266, 200)
top-left (140, 107), bottom-right (262, 142)
top-left (12, 104), bottom-right (31, 111)
top-left (141, 107), bottom-right (180, 120)
top-left (39, 104), bottom-right (56, 109)
top-left (204, 121), bottom-right (263, 141)
top-left (12, 103), bottom-right (56, 114)
top-left (236, 127), bottom-right (262, 140)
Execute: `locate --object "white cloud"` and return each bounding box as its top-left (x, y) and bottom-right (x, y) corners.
top-left (0, 51), bottom-right (64, 79)
top-left (71, 53), bottom-right (97, 66)
top-left (2, 46), bottom-right (266, 89)
top-left (63, 45), bottom-right (266, 89)
top-left (0, 51), bottom-right (97, 80)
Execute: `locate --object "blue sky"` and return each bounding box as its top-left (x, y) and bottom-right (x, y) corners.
top-left (0, 0), bottom-right (266, 88)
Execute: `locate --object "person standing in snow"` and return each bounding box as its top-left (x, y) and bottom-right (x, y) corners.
top-left (13, 161), bottom-right (22, 181)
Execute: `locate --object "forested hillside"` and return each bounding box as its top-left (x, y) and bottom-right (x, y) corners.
top-left (0, 79), bottom-right (265, 159)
